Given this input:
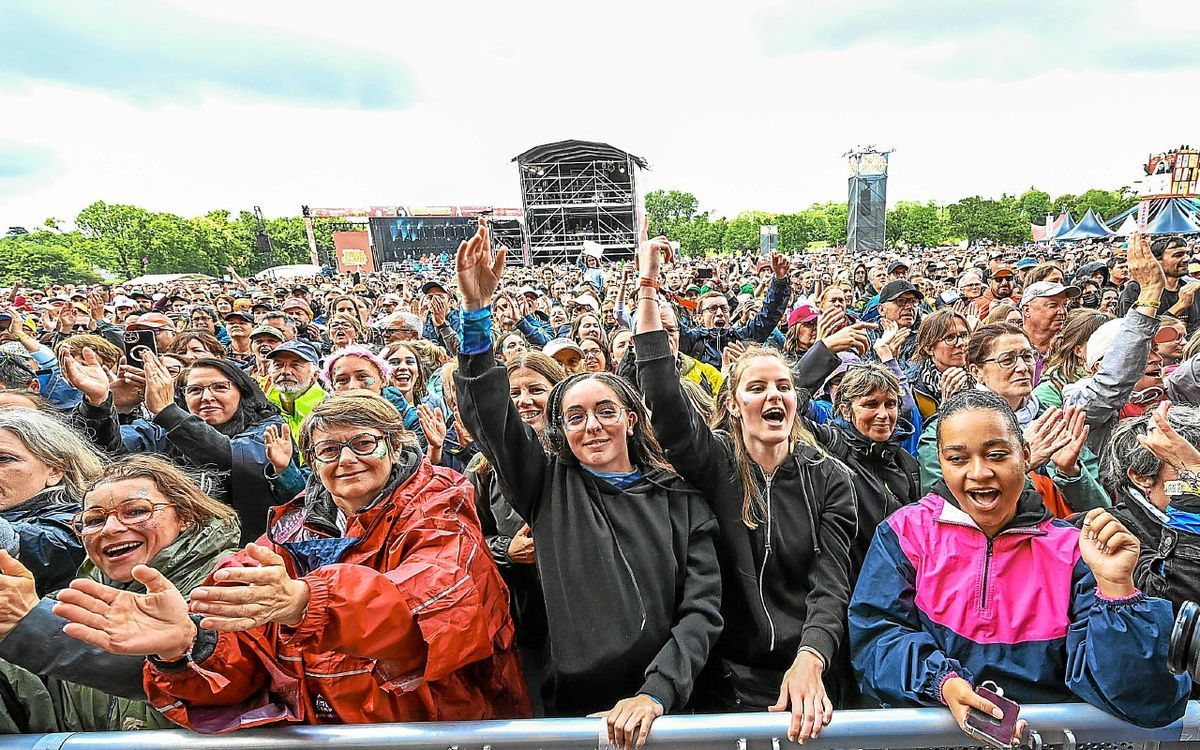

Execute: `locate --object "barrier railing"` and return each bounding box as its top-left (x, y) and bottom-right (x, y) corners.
top-left (5, 702), bottom-right (1200, 750)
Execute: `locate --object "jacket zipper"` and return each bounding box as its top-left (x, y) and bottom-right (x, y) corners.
top-left (980, 538), bottom-right (994, 610)
top-left (758, 472), bottom-right (777, 652)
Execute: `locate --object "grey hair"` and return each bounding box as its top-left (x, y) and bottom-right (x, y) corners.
top-left (1103, 405), bottom-right (1200, 495)
top-left (0, 408), bottom-right (105, 498)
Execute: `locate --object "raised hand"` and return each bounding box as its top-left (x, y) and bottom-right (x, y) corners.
top-left (940, 367), bottom-right (972, 401)
top-left (1128, 231), bottom-right (1165, 298)
top-left (60, 347), bottom-right (112, 406)
top-left (635, 236), bottom-right (674, 281)
top-left (823, 321), bottom-right (875, 356)
top-left (140, 352), bottom-right (177, 416)
top-left (722, 341), bottom-right (746, 372)
top-left (1023, 407), bottom-right (1071, 471)
top-left (1136, 401), bottom-right (1200, 473)
top-left (1050, 405), bottom-right (1090, 476)
top-left (429, 295), bottom-right (450, 326)
top-left (189, 543), bottom-right (309, 631)
top-left (418, 404), bottom-right (447, 464)
top-left (507, 524), bottom-right (536, 565)
top-left (769, 250), bottom-right (791, 279)
top-left (1080, 508), bottom-right (1139, 599)
top-left (54, 565), bottom-right (196, 660)
top-left (263, 423), bottom-right (294, 474)
top-left (455, 218), bottom-right (506, 311)
top-left (816, 308), bottom-right (847, 340)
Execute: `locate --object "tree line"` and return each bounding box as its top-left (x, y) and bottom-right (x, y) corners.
top-left (645, 186), bottom-right (1139, 257)
top-left (0, 185), bottom-right (1139, 285)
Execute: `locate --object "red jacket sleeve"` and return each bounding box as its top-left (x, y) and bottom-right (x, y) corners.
top-left (278, 513), bottom-right (503, 682)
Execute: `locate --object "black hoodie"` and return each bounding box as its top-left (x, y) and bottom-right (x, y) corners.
top-left (456, 346), bottom-right (723, 716)
top-left (633, 330), bottom-right (858, 708)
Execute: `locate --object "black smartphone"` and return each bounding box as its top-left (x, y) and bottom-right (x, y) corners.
top-left (123, 329), bottom-right (158, 369)
top-left (695, 268), bottom-right (714, 280)
top-left (964, 684), bottom-right (1020, 749)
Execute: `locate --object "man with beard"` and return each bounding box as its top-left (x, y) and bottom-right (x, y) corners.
top-left (263, 339), bottom-right (326, 444)
top-left (979, 265), bottom-right (1019, 317)
top-left (678, 250), bottom-right (792, 367)
top-left (1021, 281), bottom-right (1080, 385)
top-left (1119, 236), bottom-right (1200, 335)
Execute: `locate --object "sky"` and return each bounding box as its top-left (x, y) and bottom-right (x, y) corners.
top-left (1, 0), bottom-right (1198, 229)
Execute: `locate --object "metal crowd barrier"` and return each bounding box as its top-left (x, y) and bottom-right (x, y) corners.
top-left (4, 702), bottom-right (1200, 750)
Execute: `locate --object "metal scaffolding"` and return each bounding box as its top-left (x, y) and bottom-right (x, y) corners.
top-left (514, 140), bottom-right (647, 265)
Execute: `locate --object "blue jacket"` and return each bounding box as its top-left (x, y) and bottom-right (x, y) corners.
top-left (679, 277), bottom-right (793, 368)
top-left (850, 487), bottom-right (1190, 727)
top-left (423, 307), bottom-right (463, 350)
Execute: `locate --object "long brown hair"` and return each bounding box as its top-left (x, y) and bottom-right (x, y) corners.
top-left (1044, 309), bottom-right (1111, 387)
top-left (709, 346), bottom-right (821, 529)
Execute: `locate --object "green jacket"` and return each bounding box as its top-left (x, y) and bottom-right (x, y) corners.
top-left (0, 519), bottom-right (239, 732)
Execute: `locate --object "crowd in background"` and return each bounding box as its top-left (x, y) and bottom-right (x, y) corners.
top-left (0, 224), bottom-right (1198, 746)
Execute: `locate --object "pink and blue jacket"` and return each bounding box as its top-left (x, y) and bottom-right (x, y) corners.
top-left (849, 485), bottom-right (1190, 728)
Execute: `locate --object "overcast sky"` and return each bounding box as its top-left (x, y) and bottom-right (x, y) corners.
top-left (1, 0), bottom-right (1198, 228)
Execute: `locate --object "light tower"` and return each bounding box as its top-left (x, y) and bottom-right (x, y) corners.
top-left (844, 146), bottom-right (894, 252)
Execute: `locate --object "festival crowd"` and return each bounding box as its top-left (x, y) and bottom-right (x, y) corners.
top-left (0, 221), bottom-right (1198, 746)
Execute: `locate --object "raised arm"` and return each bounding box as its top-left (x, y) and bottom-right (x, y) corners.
top-left (452, 219), bottom-right (550, 521)
top-left (736, 253), bottom-right (792, 343)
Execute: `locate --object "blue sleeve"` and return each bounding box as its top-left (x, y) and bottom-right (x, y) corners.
top-left (268, 460), bottom-right (309, 502)
top-left (1063, 561), bottom-right (1190, 727)
top-left (461, 307), bottom-right (494, 355)
top-left (850, 523), bottom-right (971, 706)
top-left (120, 420), bottom-right (170, 454)
top-left (516, 315), bottom-right (552, 347)
top-left (736, 277), bottom-right (792, 343)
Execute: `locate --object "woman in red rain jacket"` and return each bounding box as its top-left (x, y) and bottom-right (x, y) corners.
top-left (53, 391), bottom-right (531, 731)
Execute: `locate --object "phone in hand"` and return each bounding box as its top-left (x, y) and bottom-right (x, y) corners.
top-left (695, 268), bottom-right (714, 280)
top-left (123, 330), bottom-right (158, 370)
top-left (963, 684), bottom-right (1020, 749)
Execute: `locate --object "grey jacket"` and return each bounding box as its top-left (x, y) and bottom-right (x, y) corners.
top-left (1061, 308), bottom-right (1158, 460)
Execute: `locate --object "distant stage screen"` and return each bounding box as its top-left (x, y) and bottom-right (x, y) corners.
top-left (371, 216), bottom-right (478, 262)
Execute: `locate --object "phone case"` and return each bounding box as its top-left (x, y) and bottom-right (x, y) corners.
top-left (964, 685), bottom-right (1020, 749)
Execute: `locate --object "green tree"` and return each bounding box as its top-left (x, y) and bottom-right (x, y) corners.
top-left (0, 234), bottom-right (102, 286)
top-left (887, 201), bottom-right (950, 248)
top-left (1018, 188), bottom-right (1053, 224)
top-left (947, 196), bottom-right (1028, 245)
top-left (721, 211), bottom-right (775, 254)
top-left (645, 190), bottom-right (700, 237)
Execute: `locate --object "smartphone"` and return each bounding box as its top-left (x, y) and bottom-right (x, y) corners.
top-left (964, 684), bottom-right (1020, 749)
top-left (123, 329), bottom-right (158, 369)
top-left (695, 268), bottom-right (714, 280)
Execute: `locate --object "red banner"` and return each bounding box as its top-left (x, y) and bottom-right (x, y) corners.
top-left (333, 231), bottom-right (375, 274)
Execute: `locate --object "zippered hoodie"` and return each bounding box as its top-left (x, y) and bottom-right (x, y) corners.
top-left (455, 345), bottom-right (723, 716)
top-left (633, 330), bottom-right (857, 708)
top-left (849, 482), bottom-right (1190, 728)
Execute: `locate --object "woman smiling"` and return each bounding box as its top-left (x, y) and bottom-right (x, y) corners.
top-left (0, 455), bottom-right (238, 732)
top-left (53, 391), bottom-right (530, 729)
top-left (454, 221), bottom-right (721, 748)
top-left (850, 390), bottom-right (1189, 739)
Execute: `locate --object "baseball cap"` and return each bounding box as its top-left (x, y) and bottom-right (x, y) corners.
top-left (249, 324), bottom-right (285, 341)
top-left (787, 304), bottom-right (820, 327)
top-left (572, 293), bottom-right (600, 312)
top-left (420, 280), bottom-right (449, 295)
top-left (1085, 319), bottom-right (1122, 370)
top-left (684, 284), bottom-right (704, 294)
top-left (887, 260), bottom-right (909, 274)
top-left (281, 298), bottom-right (313, 316)
top-left (878, 280), bottom-right (921, 304)
top-left (543, 338), bottom-right (583, 359)
top-left (991, 266), bottom-right (1015, 279)
top-left (1019, 281), bottom-right (1081, 308)
top-left (126, 313), bottom-right (175, 331)
top-left (224, 310), bottom-right (254, 323)
top-left (265, 340), bottom-right (320, 365)
top-left (112, 296), bottom-right (136, 309)
top-left (1014, 257), bottom-right (1038, 271)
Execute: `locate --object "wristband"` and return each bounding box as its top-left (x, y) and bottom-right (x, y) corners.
top-left (1136, 298), bottom-right (1160, 309)
top-left (638, 277), bottom-right (661, 290)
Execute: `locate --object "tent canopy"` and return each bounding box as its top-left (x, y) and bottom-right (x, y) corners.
top-left (1050, 211), bottom-right (1077, 239)
top-left (253, 264), bottom-right (324, 281)
top-left (1058, 209), bottom-right (1113, 241)
top-left (1144, 199), bottom-right (1200, 235)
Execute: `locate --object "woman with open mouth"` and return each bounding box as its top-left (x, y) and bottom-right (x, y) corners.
top-left (454, 220), bottom-right (721, 750)
top-left (0, 455), bottom-right (239, 733)
top-left (850, 389), bottom-right (1189, 741)
top-left (632, 238), bottom-right (857, 745)
top-left (917, 323), bottom-right (1109, 518)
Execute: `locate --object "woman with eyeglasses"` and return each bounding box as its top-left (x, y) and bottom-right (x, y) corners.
top-left (326, 312), bottom-right (365, 352)
top-left (916, 324), bottom-right (1108, 518)
top-left (453, 222), bottom-right (721, 747)
top-left (579, 337), bottom-right (612, 373)
top-left (909, 309), bottom-right (973, 421)
top-left (54, 391), bottom-right (531, 729)
top-left (62, 350), bottom-right (294, 543)
top-left (0, 455), bottom-right (239, 733)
